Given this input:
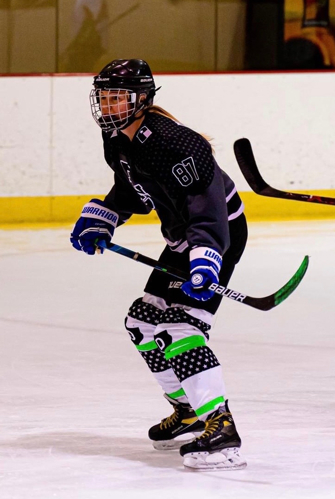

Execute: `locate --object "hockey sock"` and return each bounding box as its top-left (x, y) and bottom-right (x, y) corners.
top-left (154, 306), bottom-right (226, 419)
top-left (125, 296), bottom-right (188, 403)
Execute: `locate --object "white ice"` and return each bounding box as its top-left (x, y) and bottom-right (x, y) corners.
top-left (0, 220), bottom-right (335, 499)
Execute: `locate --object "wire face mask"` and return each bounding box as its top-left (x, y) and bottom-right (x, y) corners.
top-left (90, 88), bottom-right (137, 132)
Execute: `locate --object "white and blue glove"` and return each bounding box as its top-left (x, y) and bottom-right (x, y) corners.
top-left (181, 247), bottom-right (222, 301)
top-left (70, 199), bottom-right (118, 255)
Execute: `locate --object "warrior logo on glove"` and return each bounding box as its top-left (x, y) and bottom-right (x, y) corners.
top-left (70, 199), bottom-right (118, 255)
top-left (181, 247), bottom-right (223, 301)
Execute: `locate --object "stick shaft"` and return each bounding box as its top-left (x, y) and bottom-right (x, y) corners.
top-left (101, 242), bottom-right (309, 311)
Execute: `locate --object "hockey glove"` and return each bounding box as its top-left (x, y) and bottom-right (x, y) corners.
top-left (181, 247), bottom-right (222, 301)
top-left (70, 199), bottom-right (118, 255)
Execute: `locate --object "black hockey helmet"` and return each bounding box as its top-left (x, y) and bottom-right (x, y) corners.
top-left (90, 59), bottom-right (158, 131)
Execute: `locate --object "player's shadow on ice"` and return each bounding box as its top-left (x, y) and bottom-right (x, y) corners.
top-left (6, 431), bottom-right (181, 469)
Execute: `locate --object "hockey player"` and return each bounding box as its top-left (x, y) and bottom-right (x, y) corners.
top-left (70, 59), bottom-right (248, 471)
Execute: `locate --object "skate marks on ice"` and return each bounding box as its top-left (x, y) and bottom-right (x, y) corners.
top-left (0, 222), bottom-right (334, 498)
top-left (0, 432), bottom-right (180, 468)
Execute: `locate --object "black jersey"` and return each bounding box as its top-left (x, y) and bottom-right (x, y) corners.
top-left (102, 112), bottom-right (244, 256)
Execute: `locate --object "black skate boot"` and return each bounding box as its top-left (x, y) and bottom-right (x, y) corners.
top-left (179, 401), bottom-right (247, 470)
top-left (148, 395), bottom-right (205, 450)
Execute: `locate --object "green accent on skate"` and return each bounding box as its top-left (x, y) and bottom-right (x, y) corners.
top-left (195, 396), bottom-right (225, 417)
top-left (136, 340), bottom-right (158, 352)
top-left (165, 335), bottom-right (206, 360)
top-left (167, 388), bottom-right (186, 399)
top-left (274, 255), bottom-right (309, 306)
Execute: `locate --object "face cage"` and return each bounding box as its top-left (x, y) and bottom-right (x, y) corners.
top-left (89, 88), bottom-right (138, 131)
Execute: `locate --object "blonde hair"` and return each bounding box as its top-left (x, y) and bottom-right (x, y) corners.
top-left (147, 105), bottom-right (213, 149)
top-left (147, 105), bottom-right (179, 122)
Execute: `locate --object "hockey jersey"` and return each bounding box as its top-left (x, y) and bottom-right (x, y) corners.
top-left (102, 111), bottom-right (244, 256)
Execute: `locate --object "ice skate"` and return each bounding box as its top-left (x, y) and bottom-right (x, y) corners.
top-left (179, 401), bottom-right (247, 471)
top-left (148, 396), bottom-right (205, 450)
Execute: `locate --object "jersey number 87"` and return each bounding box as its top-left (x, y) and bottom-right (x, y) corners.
top-left (172, 157), bottom-right (199, 187)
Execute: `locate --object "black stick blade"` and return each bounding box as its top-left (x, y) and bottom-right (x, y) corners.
top-left (234, 138), bottom-right (335, 206)
top-left (234, 138), bottom-right (269, 193)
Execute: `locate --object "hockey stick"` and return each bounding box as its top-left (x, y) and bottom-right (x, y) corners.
top-left (98, 241), bottom-right (309, 311)
top-left (234, 138), bottom-right (335, 206)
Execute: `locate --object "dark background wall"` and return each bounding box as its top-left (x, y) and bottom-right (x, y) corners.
top-left (1, 0), bottom-right (334, 74)
top-left (0, 0), bottom-right (247, 73)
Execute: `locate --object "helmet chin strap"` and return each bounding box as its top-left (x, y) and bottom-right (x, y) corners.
top-left (118, 92), bottom-right (153, 130)
top-left (113, 87), bottom-right (161, 132)
top-left (118, 108), bottom-right (144, 131)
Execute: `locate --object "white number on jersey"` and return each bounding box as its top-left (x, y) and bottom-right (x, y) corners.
top-left (172, 157), bottom-right (199, 187)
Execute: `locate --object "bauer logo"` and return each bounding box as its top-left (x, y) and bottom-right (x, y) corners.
top-left (208, 283), bottom-right (246, 302)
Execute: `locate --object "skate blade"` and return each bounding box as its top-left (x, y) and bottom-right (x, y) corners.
top-left (183, 447), bottom-right (247, 471)
top-left (152, 432), bottom-right (203, 451)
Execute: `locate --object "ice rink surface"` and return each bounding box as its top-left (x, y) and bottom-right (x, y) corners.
top-left (0, 220), bottom-right (335, 499)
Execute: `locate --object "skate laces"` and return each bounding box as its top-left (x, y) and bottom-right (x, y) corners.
top-left (160, 406), bottom-right (180, 429)
top-left (198, 411), bottom-right (229, 440)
